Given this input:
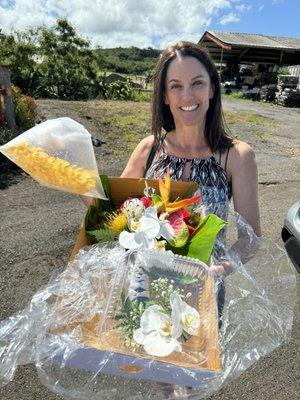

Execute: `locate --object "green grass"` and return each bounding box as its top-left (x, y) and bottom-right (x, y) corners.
top-left (115, 115), bottom-right (144, 128)
top-left (224, 109), bottom-right (276, 126)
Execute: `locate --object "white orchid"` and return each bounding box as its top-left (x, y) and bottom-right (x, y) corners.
top-left (171, 293), bottom-right (200, 336)
top-left (119, 213), bottom-right (160, 250)
top-left (144, 206), bottom-right (174, 241)
top-left (133, 305), bottom-right (182, 357)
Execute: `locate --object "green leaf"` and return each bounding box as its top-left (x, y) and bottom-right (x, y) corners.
top-left (187, 214), bottom-right (227, 264)
top-left (87, 228), bottom-right (115, 242)
top-left (85, 203), bottom-right (103, 232)
top-left (99, 174), bottom-right (115, 213)
top-left (152, 194), bottom-right (163, 209)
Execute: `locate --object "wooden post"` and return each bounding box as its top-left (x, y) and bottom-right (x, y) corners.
top-left (219, 48), bottom-right (224, 79)
top-left (0, 65), bottom-right (16, 131)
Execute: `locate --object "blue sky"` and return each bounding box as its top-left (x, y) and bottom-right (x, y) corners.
top-left (0, 0), bottom-right (299, 48)
top-left (208, 0), bottom-right (300, 38)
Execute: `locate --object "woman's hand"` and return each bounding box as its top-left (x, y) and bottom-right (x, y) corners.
top-left (80, 195), bottom-right (94, 207)
top-left (210, 260), bottom-right (232, 277)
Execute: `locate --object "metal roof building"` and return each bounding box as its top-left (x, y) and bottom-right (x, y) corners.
top-left (198, 31), bottom-right (300, 66)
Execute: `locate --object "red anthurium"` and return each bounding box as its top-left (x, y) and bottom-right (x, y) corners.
top-left (167, 210), bottom-right (189, 247)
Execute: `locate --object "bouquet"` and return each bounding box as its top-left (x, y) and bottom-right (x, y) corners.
top-left (87, 170), bottom-right (226, 265)
top-left (73, 171), bottom-right (227, 369)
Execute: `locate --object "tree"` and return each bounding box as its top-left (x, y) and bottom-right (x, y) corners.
top-left (37, 19), bottom-right (101, 99)
top-left (0, 30), bottom-right (39, 94)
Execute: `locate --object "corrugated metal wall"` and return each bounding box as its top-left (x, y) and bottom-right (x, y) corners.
top-left (287, 65), bottom-right (300, 88)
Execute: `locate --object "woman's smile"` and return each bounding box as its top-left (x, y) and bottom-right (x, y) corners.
top-left (179, 104), bottom-right (199, 112)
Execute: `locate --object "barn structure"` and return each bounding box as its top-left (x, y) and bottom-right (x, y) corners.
top-left (198, 31), bottom-right (300, 82)
top-left (198, 31), bottom-right (300, 106)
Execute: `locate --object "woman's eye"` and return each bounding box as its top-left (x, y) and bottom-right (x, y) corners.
top-left (193, 80), bottom-right (203, 86)
top-left (170, 84), bottom-right (181, 90)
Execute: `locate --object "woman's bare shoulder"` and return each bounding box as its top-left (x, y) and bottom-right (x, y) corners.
top-left (226, 140), bottom-right (256, 178)
top-left (121, 135), bottom-right (155, 178)
top-left (136, 135), bottom-right (155, 153)
top-left (229, 139), bottom-right (255, 163)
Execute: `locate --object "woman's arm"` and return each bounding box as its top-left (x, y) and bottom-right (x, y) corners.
top-left (120, 135), bottom-right (155, 178)
top-left (80, 136), bottom-right (154, 206)
top-left (227, 140), bottom-right (261, 236)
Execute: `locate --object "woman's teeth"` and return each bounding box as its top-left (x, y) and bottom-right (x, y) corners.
top-left (180, 105), bottom-right (199, 111)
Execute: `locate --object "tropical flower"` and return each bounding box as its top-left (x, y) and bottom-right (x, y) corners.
top-left (143, 206), bottom-right (174, 241)
top-left (157, 169), bottom-right (201, 214)
top-left (171, 293), bottom-right (200, 336)
top-left (140, 196), bottom-right (152, 208)
top-left (122, 198), bottom-right (145, 227)
top-left (105, 212), bottom-right (128, 235)
top-left (168, 210), bottom-right (189, 247)
top-left (118, 213), bottom-right (160, 250)
top-left (133, 305), bottom-right (182, 357)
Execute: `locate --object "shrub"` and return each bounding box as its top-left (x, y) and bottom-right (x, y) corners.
top-left (132, 90), bottom-right (152, 102)
top-left (107, 80), bottom-right (135, 100)
top-left (228, 91), bottom-right (247, 99)
top-left (11, 85), bottom-right (37, 131)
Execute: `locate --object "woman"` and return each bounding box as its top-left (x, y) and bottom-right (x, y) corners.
top-left (120, 41), bottom-right (261, 272)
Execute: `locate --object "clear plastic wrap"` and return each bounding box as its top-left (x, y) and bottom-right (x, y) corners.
top-left (0, 202), bottom-right (296, 399)
top-left (0, 117), bottom-right (107, 199)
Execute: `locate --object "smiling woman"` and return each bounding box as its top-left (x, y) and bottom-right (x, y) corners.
top-left (121, 41), bottom-right (261, 245)
top-left (119, 38), bottom-right (262, 399)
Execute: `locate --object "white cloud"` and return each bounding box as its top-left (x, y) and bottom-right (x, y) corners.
top-left (0, 0), bottom-right (232, 48)
top-left (235, 3), bottom-right (251, 12)
top-left (219, 12), bottom-right (240, 25)
top-left (258, 5), bottom-right (264, 11)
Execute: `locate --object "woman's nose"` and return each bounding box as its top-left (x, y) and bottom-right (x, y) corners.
top-left (181, 86), bottom-right (193, 100)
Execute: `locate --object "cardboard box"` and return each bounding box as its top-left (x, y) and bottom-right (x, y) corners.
top-left (54, 178), bottom-right (221, 387)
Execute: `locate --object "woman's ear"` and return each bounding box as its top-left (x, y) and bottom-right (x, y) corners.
top-left (164, 92), bottom-right (169, 105)
top-left (209, 84), bottom-right (215, 99)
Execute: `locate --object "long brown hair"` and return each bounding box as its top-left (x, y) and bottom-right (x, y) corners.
top-left (151, 41), bottom-right (233, 153)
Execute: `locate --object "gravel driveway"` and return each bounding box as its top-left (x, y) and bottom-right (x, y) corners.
top-left (0, 98), bottom-right (299, 400)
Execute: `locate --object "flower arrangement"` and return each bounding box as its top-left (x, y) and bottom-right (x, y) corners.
top-left (88, 171), bottom-right (226, 265)
top-left (87, 173), bottom-right (226, 358)
top-left (114, 272), bottom-right (202, 357)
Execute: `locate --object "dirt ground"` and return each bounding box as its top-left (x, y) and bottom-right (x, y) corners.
top-left (0, 97), bottom-right (299, 400)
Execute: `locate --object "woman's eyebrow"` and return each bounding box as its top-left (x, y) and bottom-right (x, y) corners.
top-left (191, 75), bottom-right (205, 80)
top-left (168, 75), bottom-right (205, 83)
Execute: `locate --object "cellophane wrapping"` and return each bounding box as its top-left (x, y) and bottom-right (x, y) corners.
top-left (0, 117), bottom-right (107, 199)
top-left (0, 201), bottom-right (296, 399)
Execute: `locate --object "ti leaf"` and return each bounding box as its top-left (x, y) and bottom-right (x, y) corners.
top-left (187, 214), bottom-right (227, 264)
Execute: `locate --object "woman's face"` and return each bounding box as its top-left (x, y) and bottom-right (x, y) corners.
top-left (164, 55), bottom-right (214, 129)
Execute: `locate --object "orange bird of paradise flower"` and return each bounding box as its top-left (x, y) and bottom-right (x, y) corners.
top-left (158, 169), bottom-right (201, 213)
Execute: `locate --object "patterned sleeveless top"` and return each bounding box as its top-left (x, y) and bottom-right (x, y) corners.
top-left (145, 146), bottom-right (232, 261)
